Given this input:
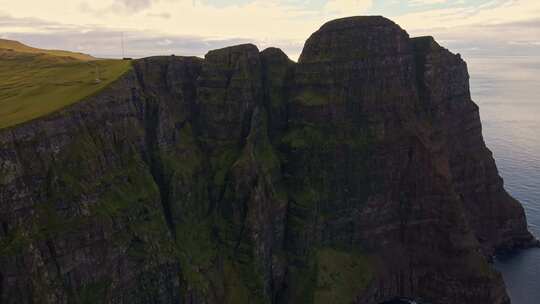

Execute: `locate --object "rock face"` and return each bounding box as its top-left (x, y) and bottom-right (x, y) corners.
top-left (0, 16), bottom-right (536, 304)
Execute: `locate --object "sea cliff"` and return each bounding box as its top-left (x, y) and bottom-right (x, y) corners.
top-left (0, 16), bottom-right (536, 304)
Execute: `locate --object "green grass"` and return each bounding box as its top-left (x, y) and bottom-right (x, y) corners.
top-left (0, 46), bottom-right (131, 129)
top-left (0, 38), bottom-right (95, 61)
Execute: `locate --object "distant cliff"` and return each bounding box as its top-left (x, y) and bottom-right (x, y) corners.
top-left (0, 16), bottom-right (536, 304)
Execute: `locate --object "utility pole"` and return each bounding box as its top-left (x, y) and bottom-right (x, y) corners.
top-left (121, 32), bottom-right (125, 59)
top-left (94, 64), bottom-right (101, 84)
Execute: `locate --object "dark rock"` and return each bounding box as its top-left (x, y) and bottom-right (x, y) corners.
top-left (0, 16), bottom-right (534, 304)
top-left (411, 36), bottom-right (537, 256)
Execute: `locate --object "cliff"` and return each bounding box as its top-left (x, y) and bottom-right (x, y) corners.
top-left (0, 16), bottom-right (536, 304)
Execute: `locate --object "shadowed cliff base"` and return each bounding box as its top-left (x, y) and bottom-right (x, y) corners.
top-left (0, 16), bottom-right (537, 304)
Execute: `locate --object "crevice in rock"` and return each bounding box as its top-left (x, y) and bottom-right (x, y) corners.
top-left (143, 97), bottom-right (175, 238)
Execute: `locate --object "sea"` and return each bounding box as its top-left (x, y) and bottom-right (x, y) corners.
top-left (467, 56), bottom-right (540, 304)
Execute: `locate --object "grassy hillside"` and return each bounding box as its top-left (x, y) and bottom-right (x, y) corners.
top-left (0, 38), bottom-right (96, 61)
top-left (0, 40), bottom-right (132, 129)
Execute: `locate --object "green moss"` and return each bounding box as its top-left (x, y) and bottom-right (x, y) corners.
top-left (175, 218), bottom-right (217, 291)
top-left (211, 145), bottom-right (240, 188)
top-left (281, 122), bottom-right (371, 211)
top-left (145, 123), bottom-right (223, 294)
top-left (294, 89), bottom-right (329, 106)
top-left (287, 253), bottom-right (318, 303)
top-left (223, 260), bottom-right (251, 303)
top-left (91, 157), bottom-right (159, 218)
top-left (255, 138), bottom-right (280, 175)
top-left (161, 123), bottom-right (204, 178)
top-left (127, 209), bottom-right (176, 259)
top-left (233, 116), bottom-right (280, 178)
top-left (461, 251), bottom-right (496, 278)
top-left (314, 248), bottom-right (373, 304)
top-left (34, 201), bottom-right (89, 239)
top-left (281, 124), bottom-right (334, 150)
top-left (282, 122), bottom-right (371, 151)
top-left (213, 111), bottom-right (278, 303)
top-left (286, 248), bottom-right (373, 304)
top-left (290, 187), bottom-right (319, 208)
top-left (51, 131), bottom-right (104, 196)
top-left (198, 87), bottom-right (228, 105)
top-left (0, 228), bottom-right (30, 257)
top-left (71, 279), bottom-right (111, 304)
top-left (280, 119), bottom-right (375, 269)
top-left (230, 241), bottom-right (268, 304)
top-left (45, 136), bottom-right (172, 259)
top-left (213, 191), bottom-right (268, 303)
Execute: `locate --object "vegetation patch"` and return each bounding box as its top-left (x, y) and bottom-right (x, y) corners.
top-left (91, 157), bottom-right (159, 218)
top-left (223, 260), bottom-right (251, 303)
top-left (71, 279), bottom-right (111, 304)
top-left (0, 228), bottom-right (30, 257)
top-left (175, 218), bottom-right (217, 291)
top-left (0, 39), bottom-right (95, 61)
top-left (0, 47), bottom-right (131, 129)
top-left (293, 89), bottom-right (329, 106)
top-left (314, 248), bottom-right (373, 304)
top-left (287, 253), bottom-right (318, 304)
top-left (210, 145), bottom-right (240, 188)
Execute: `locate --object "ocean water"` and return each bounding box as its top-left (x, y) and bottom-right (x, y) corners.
top-left (467, 56), bottom-right (540, 304)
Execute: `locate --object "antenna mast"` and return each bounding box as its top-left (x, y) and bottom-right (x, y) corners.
top-left (94, 64), bottom-right (101, 84)
top-left (121, 32), bottom-right (125, 59)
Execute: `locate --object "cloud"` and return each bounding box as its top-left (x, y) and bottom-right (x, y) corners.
top-left (2, 28), bottom-right (252, 58)
top-left (0, 12), bottom-right (304, 58)
top-left (196, 0), bottom-right (255, 8)
top-left (411, 18), bottom-right (540, 57)
top-left (508, 40), bottom-right (540, 46)
top-left (156, 38), bottom-right (173, 46)
top-left (324, 0), bottom-right (373, 15)
top-left (1, 0), bottom-right (540, 60)
top-left (407, 0), bottom-right (447, 6)
top-left (0, 13), bottom-right (57, 29)
top-left (393, 0), bottom-right (540, 29)
top-left (113, 0), bottom-right (155, 13)
top-left (146, 12), bottom-right (171, 19)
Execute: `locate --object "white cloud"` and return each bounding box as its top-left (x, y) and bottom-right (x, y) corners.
top-left (1, 0), bottom-right (539, 59)
top-left (394, 0), bottom-right (540, 29)
top-left (157, 38), bottom-right (173, 46)
top-left (408, 0), bottom-right (447, 6)
top-left (508, 40), bottom-right (540, 46)
top-left (409, 18), bottom-right (540, 57)
top-left (114, 0), bottom-right (155, 12)
top-left (324, 0), bottom-right (373, 15)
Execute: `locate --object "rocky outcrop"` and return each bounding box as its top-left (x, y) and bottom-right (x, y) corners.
top-left (0, 16), bottom-right (536, 304)
top-left (411, 36), bottom-right (536, 255)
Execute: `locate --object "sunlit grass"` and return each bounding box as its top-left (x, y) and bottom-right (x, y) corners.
top-left (0, 38), bottom-right (95, 61)
top-left (0, 50), bottom-right (131, 129)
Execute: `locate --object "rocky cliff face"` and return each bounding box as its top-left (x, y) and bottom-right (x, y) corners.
top-left (0, 16), bottom-right (536, 304)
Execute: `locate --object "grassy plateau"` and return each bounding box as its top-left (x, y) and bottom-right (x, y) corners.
top-left (0, 39), bottom-right (132, 129)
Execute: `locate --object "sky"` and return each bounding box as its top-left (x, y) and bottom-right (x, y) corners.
top-left (0, 0), bottom-right (539, 59)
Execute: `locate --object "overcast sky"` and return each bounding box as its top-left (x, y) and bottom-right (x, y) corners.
top-left (1, 0), bottom-right (539, 59)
